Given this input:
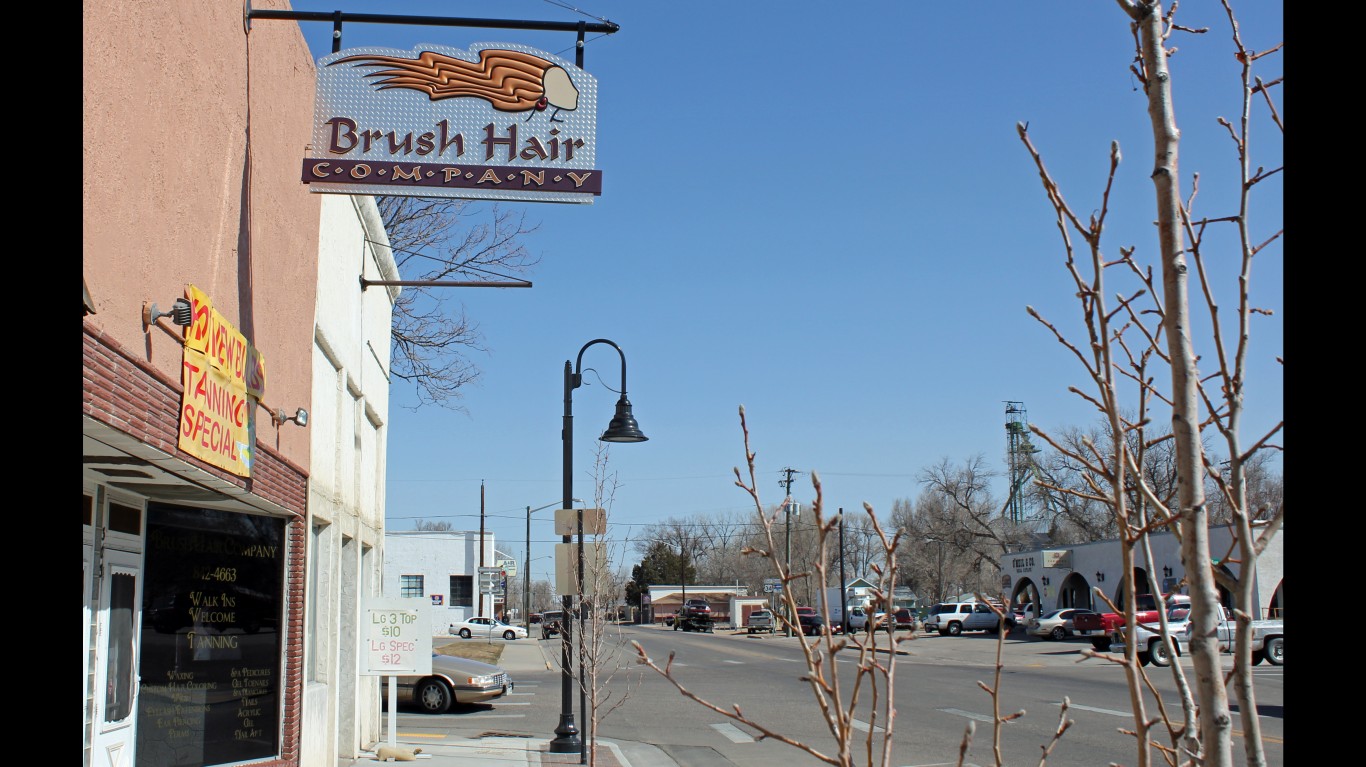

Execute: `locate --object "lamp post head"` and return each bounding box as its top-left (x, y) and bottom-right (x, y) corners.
top-left (599, 394), bottom-right (647, 443)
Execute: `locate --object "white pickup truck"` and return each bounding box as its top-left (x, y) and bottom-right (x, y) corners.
top-left (1109, 604), bottom-right (1283, 667)
top-left (1188, 605), bottom-right (1283, 666)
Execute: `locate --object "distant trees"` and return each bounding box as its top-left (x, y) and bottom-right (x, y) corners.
top-left (412, 519), bottom-right (454, 531)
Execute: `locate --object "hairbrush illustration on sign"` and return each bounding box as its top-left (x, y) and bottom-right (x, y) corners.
top-left (331, 49), bottom-right (580, 122)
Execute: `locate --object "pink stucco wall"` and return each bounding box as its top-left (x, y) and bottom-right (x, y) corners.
top-left (83, 0), bottom-right (320, 468)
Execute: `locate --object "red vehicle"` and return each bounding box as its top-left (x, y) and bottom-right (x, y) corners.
top-left (794, 606), bottom-right (824, 636)
top-left (1072, 593), bottom-right (1191, 651)
top-left (674, 598), bottom-right (715, 633)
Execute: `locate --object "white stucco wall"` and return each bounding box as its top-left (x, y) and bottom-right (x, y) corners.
top-left (301, 194), bottom-right (398, 767)
top-left (384, 530), bottom-right (497, 637)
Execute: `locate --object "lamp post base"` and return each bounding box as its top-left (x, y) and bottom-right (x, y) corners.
top-left (549, 714), bottom-right (581, 753)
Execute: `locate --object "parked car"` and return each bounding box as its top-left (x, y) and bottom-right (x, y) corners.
top-left (923, 601), bottom-right (1015, 636)
top-left (449, 616), bottom-right (528, 641)
top-left (1027, 608), bottom-right (1098, 640)
top-left (529, 613), bottom-right (543, 625)
top-left (795, 606), bottom-right (824, 636)
top-left (870, 607), bottom-right (917, 632)
top-left (892, 607), bottom-right (917, 630)
top-left (541, 609), bottom-right (565, 639)
top-left (747, 609), bottom-right (776, 634)
top-left (396, 653), bottom-right (514, 714)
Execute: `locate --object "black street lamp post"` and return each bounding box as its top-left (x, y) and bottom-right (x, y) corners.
top-left (550, 339), bottom-right (647, 759)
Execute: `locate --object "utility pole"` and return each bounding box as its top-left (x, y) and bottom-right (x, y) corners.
top-left (779, 467), bottom-right (801, 637)
top-left (525, 506), bottom-right (531, 632)
top-left (479, 480), bottom-right (486, 618)
top-left (838, 508), bottom-right (846, 634)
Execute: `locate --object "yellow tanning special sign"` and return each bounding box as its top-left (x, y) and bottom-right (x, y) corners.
top-left (177, 285), bottom-right (265, 477)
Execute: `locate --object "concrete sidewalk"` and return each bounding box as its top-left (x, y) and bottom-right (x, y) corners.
top-left (341, 638), bottom-right (678, 767)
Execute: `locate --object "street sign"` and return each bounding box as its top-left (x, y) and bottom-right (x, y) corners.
top-left (555, 541), bottom-right (607, 597)
top-left (555, 507), bottom-right (607, 536)
top-left (496, 558), bottom-right (518, 577)
top-left (478, 567), bottom-right (503, 594)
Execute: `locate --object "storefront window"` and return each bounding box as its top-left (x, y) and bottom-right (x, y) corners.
top-left (136, 503), bottom-right (286, 767)
top-left (105, 571), bottom-right (136, 722)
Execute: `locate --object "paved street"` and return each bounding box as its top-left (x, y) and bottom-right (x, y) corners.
top-left (375, 624), bottom-right (1283, 767)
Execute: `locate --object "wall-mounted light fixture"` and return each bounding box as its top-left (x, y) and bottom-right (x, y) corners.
top-left (143, 298), bottom-right (193, 329)
top-left (1095, 571), bottom-right (1105, 583)
top-left (272, 407), bottom-right (309, 428)
top-left (1162, 566), bottom-right (1173, 578)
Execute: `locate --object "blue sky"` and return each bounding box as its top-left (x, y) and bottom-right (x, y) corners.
top-left (287, 1), bottom-right (1284, 582)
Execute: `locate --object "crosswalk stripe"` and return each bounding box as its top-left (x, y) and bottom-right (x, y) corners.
top-left (850, 718), bottom-right (885, 733)
top-left (1051, 701), bottom-right (1129, 717)
top-left (938, 708), bottom-right (996, 723)
top-left (710, 723), bottom-right (754, 743)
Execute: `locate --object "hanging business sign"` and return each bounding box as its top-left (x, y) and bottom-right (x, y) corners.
top-left (177, 284), bottom-right (267, 477)
top-left (303, 43), bottom-right (601, 203)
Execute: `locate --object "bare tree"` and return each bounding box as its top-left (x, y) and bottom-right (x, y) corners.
top-left (378, 198), bottom-right (541, 410)
top-left (412, 519), bottom-right (454, 531)
top-left (915, 456), bottom-right (1034, 595)
top-left (1017, 2), bottom-right (1282, 765)
top-left (634, 407), bottom-right (916, 766)
top-left (566, 442), bottom-right (645, 766)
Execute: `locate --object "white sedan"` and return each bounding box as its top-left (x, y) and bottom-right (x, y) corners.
top-left (449, 617), bottom-right (528, 640)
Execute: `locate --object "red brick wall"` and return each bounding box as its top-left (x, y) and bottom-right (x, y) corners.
top-left (84, 322), bottom-right (308, 765)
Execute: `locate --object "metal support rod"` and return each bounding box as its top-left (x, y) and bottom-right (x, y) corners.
top-left (245, 6), bottom-right (620, 35)
top-left (551, 360), bottom-right (580, 754)
top-left (578, 500), bottom-right (587, 765)
top-left (359, 277), bottom-right (531, 290)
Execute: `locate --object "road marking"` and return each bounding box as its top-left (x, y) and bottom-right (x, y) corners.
top-left (938, 708), bottom-right (996, 723)
top-left (778, 657), bottom-right (803, 662)
top-left (492, 701), bottom-right (530, 706)
top-left (723, 660), bottom-right (745, 664)
top-left (710, 722), bottom-right (754, 743)
top-left (850, 718), bottom-right (885, 733)
top-left (1051, 701), bottom-right (1129, 717)
top-left (1234, 730), bottom-right (1282, 744)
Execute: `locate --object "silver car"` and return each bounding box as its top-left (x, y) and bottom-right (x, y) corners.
top-left (397, 653), bottom-right (514, 714)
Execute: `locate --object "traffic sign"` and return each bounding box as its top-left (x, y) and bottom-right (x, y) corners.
top-left (478, 567), bottom-right (502, 594)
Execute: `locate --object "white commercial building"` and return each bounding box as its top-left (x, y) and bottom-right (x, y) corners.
top-left (383, 530), bottom-right (512, 637)
top-left (999, 524), bottom-right (1284, 619)
top-left (300, 195), bottom-right (399, 767)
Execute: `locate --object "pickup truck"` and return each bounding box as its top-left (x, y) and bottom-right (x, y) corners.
top-left (1109, 604), bottom-right (1283, 667)
top-left (1106, 604), bottom-right (1192, 666)
top-left (1073, 593), bottom-right (1190, 651)
top-left (1183, 605), bottom-right (1283, 666)
top-left (746, 608), bottom-right (776, 634)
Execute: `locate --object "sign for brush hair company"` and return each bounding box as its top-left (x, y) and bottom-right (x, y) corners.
top-left (303, 42), bottom-right (602, 203)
